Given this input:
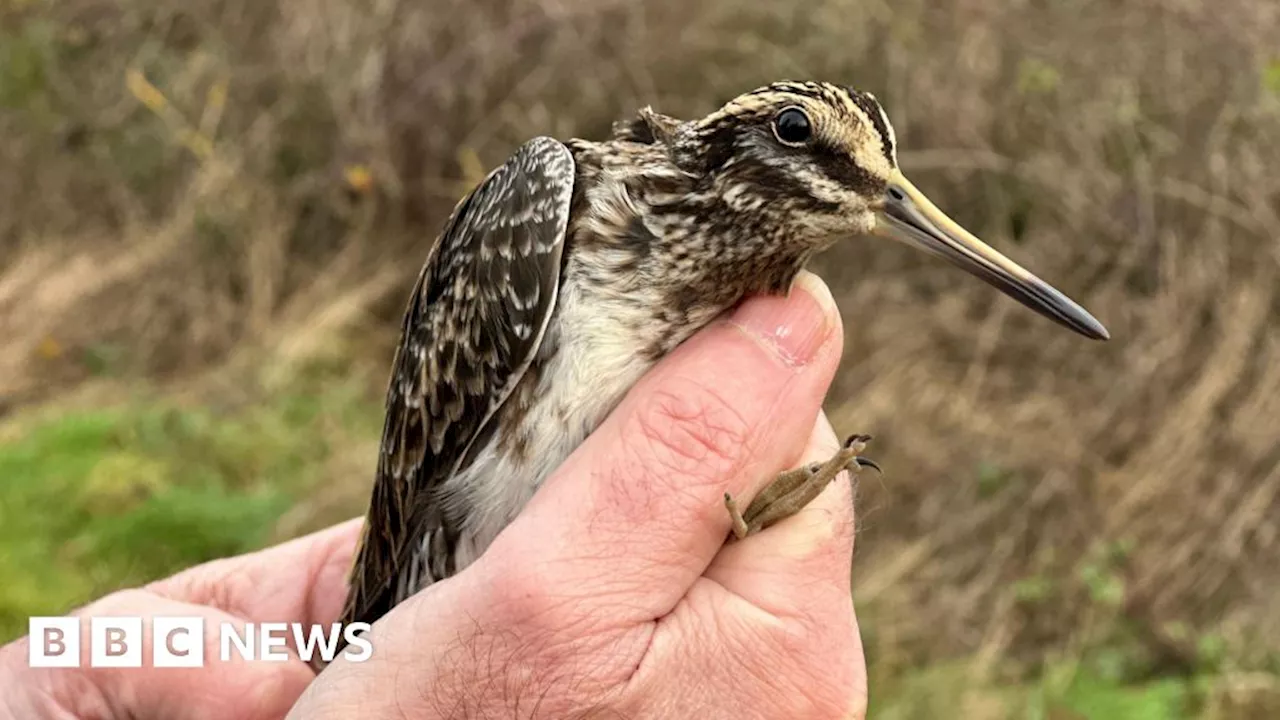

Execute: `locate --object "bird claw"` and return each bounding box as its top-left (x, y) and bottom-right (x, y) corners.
top-left (725, 433), bottom-right (880, 540)
top-left (853, 456), bottom-right (882, 474)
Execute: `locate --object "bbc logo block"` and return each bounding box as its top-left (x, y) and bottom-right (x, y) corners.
top-left (27, 616), bottom-right (372, 667)
top-left (153, 617), bottom-right (205, 667)
top-left (90, 617), bottom-right (143, 667)
top-left (28, 617), bottom-right (80, 668)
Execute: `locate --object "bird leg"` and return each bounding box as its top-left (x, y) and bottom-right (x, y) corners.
top-left (724, 434), bottom-right (879, 540)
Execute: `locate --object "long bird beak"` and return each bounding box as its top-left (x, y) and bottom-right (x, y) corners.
top-left (873, 170), bottom-right (1110, 340)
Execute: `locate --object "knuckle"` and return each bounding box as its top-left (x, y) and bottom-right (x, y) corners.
top-left (628, 377), bottom-right (755, 484)
top-left (148, 559), bottom-right (254, 618)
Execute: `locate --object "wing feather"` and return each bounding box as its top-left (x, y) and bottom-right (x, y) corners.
top-left (338, 137), bottom-right (574, 630)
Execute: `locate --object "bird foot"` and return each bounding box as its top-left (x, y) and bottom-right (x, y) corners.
top-left (724, 434), bottom-right (879, 540)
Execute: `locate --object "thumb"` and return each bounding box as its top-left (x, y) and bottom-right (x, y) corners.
top-left (486, 270), bottom-right (845, 623)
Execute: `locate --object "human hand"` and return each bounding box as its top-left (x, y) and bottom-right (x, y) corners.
top-left (291, 270), bottom-right (867, 719)
top-left (1, 270), bottom-right (866, 719)
top-left (0, 518), bottom-right (362, 720)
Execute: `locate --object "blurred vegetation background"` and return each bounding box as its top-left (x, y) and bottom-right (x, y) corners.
top-left (2, 0), bottom-right (1279, 716)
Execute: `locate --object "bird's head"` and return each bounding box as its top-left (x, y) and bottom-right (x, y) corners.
top-left (638, 81), bottom-right (1108, 340)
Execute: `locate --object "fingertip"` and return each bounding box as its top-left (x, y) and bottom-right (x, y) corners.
top-left (728, 270), bottom-right (842, 369)
top-left (793, 270), bottom-right (841, 328)
top-left (241, 659), bottom-right (317, 720)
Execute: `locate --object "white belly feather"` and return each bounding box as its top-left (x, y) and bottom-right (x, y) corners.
top-left (436, 271), bottom-right (663, 571)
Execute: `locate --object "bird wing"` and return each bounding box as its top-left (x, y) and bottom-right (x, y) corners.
top-left (339, 137), bottom-right (575, 629)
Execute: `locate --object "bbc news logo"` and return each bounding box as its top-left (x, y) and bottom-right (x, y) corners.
top-left (28, 617), bottom-right (373, 668)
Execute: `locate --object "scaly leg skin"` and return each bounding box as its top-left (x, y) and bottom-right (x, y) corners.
top-left (725, 434), bottom-right (880, 540)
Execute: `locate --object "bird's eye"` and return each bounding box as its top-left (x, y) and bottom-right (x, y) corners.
top-left (772, 107), bottom-right (812, 146)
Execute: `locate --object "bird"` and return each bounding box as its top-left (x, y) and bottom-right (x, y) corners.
top-left (331, 80), bottom-right (1109, 654)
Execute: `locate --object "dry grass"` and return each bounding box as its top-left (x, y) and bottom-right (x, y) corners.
top-left (3, 0), bottom-right (1279, 697)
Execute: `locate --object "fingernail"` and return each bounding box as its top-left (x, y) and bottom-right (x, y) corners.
top-left (729, 271), bottom-right (837, 366)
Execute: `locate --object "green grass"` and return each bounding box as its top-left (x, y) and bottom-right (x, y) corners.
top-left (869, 661), bottom-right (1202, 719)
top-left (0, 370), bottom-right (381, 641)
